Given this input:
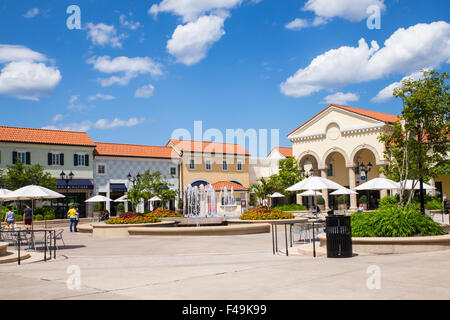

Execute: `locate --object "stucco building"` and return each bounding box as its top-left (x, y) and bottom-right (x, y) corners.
top-left (0, 126), bottom-right (95, 217)
top-left (93, 142), bottom-right (181, 214)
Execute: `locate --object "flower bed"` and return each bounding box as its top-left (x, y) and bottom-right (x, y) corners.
top-left (106, 214), bottom-right (161, 224)
top-left (240, 206), bottom-right (295, 220)
top-left (151, 208), bottom-right (183, 218)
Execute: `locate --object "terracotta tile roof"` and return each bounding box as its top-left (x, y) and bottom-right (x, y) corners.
top-left (288, 104), bottom-right (401, 136)
top-left (94, 142), bottom-right (179, 159)
top-left (211, 181), bottom-right (248, 191)
top-left (268, 147), bottom-right (292, 158)
top-left (0, 126), bottom-right (95, 147)
top-left (167, 139), bottom-right (250, 156)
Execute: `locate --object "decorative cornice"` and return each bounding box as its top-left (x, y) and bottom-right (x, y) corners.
top-left (290, 124), bottom-right (385, 142)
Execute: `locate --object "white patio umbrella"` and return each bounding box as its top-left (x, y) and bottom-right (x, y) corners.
top-left (399, 179), bottom-right (435, 190)
top-left (114, 194), bottom-right (129, 202)
top-left (330, 188), bottom-right (358, 195)
top-left (0, 189), bottom-right (12, 230)
top-left (286, 176), bottom-right (344, 214)
top-left (86, 195), bottom-right (112, 219)
top-left (269, 192), bottom-right (285, 198)
top-left (299, 190), bottom-right (323, 196)
top-left (286, 176), bottom-right (344, 192)
top-left (354, 177), bottom-right (400, 190)
top-left (4, 185), bottom-right (65, 230)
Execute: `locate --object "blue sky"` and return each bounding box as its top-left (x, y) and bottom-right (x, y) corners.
top-left (0, 0), bottom-right (449, 154)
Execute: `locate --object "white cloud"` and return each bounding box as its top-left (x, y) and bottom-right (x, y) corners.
top-left (167, 15), bottom-right (225, 66)
top-left (285, 17), bottom-right (328, 30)
top-left (285, 18), bottom-right (309, 30)
top-left (86, 23), bottom-right (125, 48)
top-left (0, 44), bottom-right (46, 63)
top-left (43, 117), bottom-right (145, 131)
top-left (52, 114), bottom-right (64, 122)
top-left (280, 21), bottom-right (450, 98)
top-left (0, 61), bottom-right (61, 101)
top-left (303, 0), bottom-right (385, 22)
top-left (67, 95), bottom-right (89, 111)
top-left (372, 70), bottom-right (429, 103)
top-left (149, 0), bottom-right (241, 23)
top-left (88, 93), bottom-right (116, 101)
top-left (119, 14), bottom-right (142, 30)
top-left (23, 8), bottom-right (40, 18)
top-left (322, 92), bottom-right (359, 105)
top-left (135, 84), bottom-right (155, 98)
top-left (87, 55), bottom-right (162, 87)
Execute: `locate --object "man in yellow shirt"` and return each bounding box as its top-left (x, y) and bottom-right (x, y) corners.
top-left (67, 207), bottom-right (78, 232)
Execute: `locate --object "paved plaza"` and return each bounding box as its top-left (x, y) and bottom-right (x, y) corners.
top-left (1, 228), bottom-right (450, 300)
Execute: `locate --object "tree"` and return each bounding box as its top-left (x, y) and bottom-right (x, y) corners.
top-left (379, 70), bottom-right (449, 205)
top-left (137, 170), bottom-right (177, 209)
top-left (1, 162), bottom-right (57, 190)
top-left (249, 177), bottom-right (274, 206)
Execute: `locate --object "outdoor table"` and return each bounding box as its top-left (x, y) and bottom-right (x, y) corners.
top-left (0, 228), bottom-right (57, 265)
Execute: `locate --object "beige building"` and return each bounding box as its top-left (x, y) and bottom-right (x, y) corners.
top-left (166, 139), bottom-right (250, 213)
top-left (288, 104), bottom-right (402, 210)
top-left (249, 147), bottom-right (292, 185)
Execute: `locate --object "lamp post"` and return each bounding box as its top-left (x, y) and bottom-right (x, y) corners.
top-left (60, 171), bottom-right (74, 216)
top-left (127, 172), bottom-right (141, 212)
top-left (358, 161), bottom-right (372, 209)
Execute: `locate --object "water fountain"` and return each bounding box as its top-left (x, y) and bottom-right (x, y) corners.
top-left (183, 184), bottom-right (218, 217)
top-left (219, 186), bottom-right (238, 216)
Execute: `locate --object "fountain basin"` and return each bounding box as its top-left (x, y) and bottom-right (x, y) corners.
top-left (227, 217), bottom-right (308, 224)
top-left (161, 217), bottom-right (226, 227)
top-left (128, 223), bottom-right (270, 237)
top-left (92, 221), bottom-right (177, 238)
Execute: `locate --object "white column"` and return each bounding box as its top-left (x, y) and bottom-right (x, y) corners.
top-left (429, 178), bottom-right (436, 196)
top-left (348, 167), bottom-right (357, 210)
top-left (106, 181), bottom-right (111, 212)
top-left (321, 169), bottom-right (329, 211)
top-left (379, 171), bottom-right (388, 198)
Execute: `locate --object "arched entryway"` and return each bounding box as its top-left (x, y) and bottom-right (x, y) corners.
top-left (352, 147), bottom-right (381, 210)
top-left (323, 150), bottom-right (350, 210)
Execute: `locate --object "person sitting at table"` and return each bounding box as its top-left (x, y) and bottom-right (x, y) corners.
top-left (357, 203), bottom-right (364, 213)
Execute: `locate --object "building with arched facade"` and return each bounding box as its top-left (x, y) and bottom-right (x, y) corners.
top-left (288, 104), bottom-right (406, 210)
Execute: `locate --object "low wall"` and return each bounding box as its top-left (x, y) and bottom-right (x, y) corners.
top-left (14, 218), bottom-right (93, 228)
top-left (227, 218), bottom-right (308, 224)
top-left (318, 233), bottom-right (450, 254)
top-left (128, 223), bottom-right (270, 237)
top-left (0, 243), bottom-right (7, 256)
top-left (92, 221), bottom-right (177, 238)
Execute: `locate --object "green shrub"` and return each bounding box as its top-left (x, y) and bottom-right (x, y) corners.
top-left (15, 214), bottom-right (23, 222)
top-left (337, 195), bottom-right (348, 205)
top-left (275, 203), bottom-right (307, 211)
top-left (44, 213), bottom-right (55, 220)
top-left (425, 199), bottom-right (444, 210)
top-left (177, 199), bottom-right (183, 209)
top-left (359, 195), bottom-right (367, 204)
top-left (94, 202), bottom-right (103, 211)
top-left (317, 196), bottom-right (325, 205)
top-left (34, 214), bottom-right (44, 221)
top-left (117, 203), bottom-right (125, 211)
top-left (379, 195), bottom-right (398, 209)
top-left (351, 206), bottom-right (446, 237)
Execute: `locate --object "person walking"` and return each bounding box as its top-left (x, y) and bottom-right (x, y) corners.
top-left (67, 206), bottom-right (78, 232)
top-left (23, 204), bottom-right (33, 231)
top-left (4, 207), bottom-right (15, 230)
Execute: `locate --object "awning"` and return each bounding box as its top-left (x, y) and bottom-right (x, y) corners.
top-left (110, 183), bottom-right (127, 193)
top-left (57, 179), bottom-right (93, 190)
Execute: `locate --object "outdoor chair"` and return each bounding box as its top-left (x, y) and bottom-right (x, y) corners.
top-left (291, 223), bottom-right (311, 244)
top-left (54, 229), bottom-right (65, 249)
top-left (31, 232), bottom-right (52, 251)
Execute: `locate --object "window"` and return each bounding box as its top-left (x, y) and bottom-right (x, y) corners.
top-left (222, 159), bottom-right (228, 171)
top-left (74, 154), bottom-right (89, 167)
top-left (170, 167), bottom-right (176, 176)
top-left (205, 159), bottom-right (212, 170)
top-left (189, 158), bottom-right (195, 170)
top-left (13, 151), bottom-right (29, 164)
top-left (97, 164), bottom-right (106, 175)
top-left (237, 160), bottom-right (243, 171)
top-left (48, 153), bottom-right (64, 166)
top-left (327, 163), bottom-right (334, 176)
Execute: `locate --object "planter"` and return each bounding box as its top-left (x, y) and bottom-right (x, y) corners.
top-left (318, 233), bottom-right (450, 254)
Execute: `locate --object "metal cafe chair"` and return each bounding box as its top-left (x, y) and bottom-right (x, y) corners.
top-left (54, 229), bottom-right (65, 249)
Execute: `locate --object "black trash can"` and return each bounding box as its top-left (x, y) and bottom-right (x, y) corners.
top-left (325, 215), bottom-right (352, 258)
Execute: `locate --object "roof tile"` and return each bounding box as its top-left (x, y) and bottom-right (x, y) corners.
top-left (168, 139), bottom-right (250, 155)
top-left (94, 142), bottom-right (179, 159)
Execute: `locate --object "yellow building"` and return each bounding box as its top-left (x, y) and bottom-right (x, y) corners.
top-left (166, 139), bottom-right (250, 212)
top-left (288, 104), bottom-right (449, 210)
